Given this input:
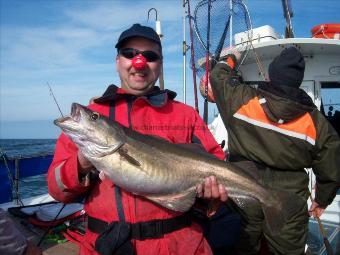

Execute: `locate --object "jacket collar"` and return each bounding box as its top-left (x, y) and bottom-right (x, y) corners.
top-left (94, 84), bottom-right (177, 107)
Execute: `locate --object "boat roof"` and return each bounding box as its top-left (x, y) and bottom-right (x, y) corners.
top-left (238, 37), bottom-right (340, 64)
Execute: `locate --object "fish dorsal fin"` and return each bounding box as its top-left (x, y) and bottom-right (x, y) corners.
top-left (118, 148), bottom-right (141, 167)
top-left (228, 161), bottom-right (262, 182)
top-left (146, 187), bottom-right (197, 212)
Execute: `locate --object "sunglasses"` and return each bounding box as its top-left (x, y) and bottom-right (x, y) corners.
top-left (119, 48), bottom-right (162, 62)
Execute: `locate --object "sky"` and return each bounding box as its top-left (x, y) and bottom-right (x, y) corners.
top-left (0, 0), bottom-right (339, 139)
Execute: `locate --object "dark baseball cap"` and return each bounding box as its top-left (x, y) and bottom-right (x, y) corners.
top-left (115, 23), bottom-right (162, 50)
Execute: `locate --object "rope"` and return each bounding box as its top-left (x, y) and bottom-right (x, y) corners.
top-left (312, 25), bottom-right (324, 37)
top-left (243, 9), bottom-right (268, 82)
top-left (250, 42), bottom-right (268, 81)
top-left (321, 29), bottom-right (330, 39)
top-left (312, 25), bottom-right (332, 39)
top-left (234, 0), bottom-right (252, 72)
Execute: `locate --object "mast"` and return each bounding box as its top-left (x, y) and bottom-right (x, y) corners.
top-left (186, 0), bottom-right (199, 112)
top-left (229, 0), bottom-right (233, 46)
top-left (281, 0), bottom-right (294, 38)
top-left (182, 0), bottom-right (188, 103)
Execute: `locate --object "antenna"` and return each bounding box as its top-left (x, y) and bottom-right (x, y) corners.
top-left (148, 8), bottom-right (163, 38)
top-left (47, 82), bottom-right (64, 117)
top-left (147, 8), bottom-right (164, 90)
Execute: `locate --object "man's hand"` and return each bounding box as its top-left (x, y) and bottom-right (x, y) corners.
top-left (220, 47), bottom-right (241, 62)
top-left (309, 201), bottom-right (326, 218)
top-left (196, 176), bottom-right (228, 217)
top-left (77, 151), bottom-right (94, 176)
top-left (196, 176), bottom-right (228, 201)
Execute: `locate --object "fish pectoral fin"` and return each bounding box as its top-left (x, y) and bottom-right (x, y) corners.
top-left (231, 195), bottom-right (258, 211)
top-left (112, 141), bottom-right (125, 153)
top-left (147, 187), bottom-right (197, 212)
top-left (229, 161), bottom-right (262, 182)
top-left (231, 193), bottom-right (286, 236)
top-left (118, 148), bottom-right (141, 167)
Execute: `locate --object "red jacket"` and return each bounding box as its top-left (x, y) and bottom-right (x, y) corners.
top-left (48, 85), bottom-right (225, 255)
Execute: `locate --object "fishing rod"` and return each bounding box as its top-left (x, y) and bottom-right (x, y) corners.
top-left (38, 82), bottom-right (67, 247)
top-left (47, 82), bottom-right (64, 117)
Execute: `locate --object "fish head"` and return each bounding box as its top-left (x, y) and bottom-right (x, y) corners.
top-left (54, 103), bottom-right (125, 158)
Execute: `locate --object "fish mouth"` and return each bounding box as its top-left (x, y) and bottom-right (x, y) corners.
top-left (54, 103), bottom-right (82, 130)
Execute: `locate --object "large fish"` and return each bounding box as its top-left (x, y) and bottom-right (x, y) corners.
top-left (54, 103), bottom-right (305, 234)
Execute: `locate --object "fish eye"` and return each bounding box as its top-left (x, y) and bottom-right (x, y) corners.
top-left (91, 112), bottom-right (100, 121)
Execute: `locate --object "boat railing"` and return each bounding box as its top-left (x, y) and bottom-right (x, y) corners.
top-left (0, 153), bottom-right (54, 204)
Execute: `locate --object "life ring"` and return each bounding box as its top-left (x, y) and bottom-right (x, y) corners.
top-left (311, 24), bottom-right (340, 38)
top-left (312, 32), bottom-right (340, 39)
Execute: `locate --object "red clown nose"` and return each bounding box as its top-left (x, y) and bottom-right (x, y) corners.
top-left (131, 54), bottom-right (147, 70)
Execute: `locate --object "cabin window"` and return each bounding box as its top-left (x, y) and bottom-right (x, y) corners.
top-left (320, 82), bottom-right (340, 135)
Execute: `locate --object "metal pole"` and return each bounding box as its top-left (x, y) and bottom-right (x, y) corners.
top-left (187, 0), bottom-right (199, 112)
top-left (229, 0), bottom-right (233, 46)
top-left (14, 158), bottom-right (19, 205)
top-left (182, 0), bottom-right (187, 103)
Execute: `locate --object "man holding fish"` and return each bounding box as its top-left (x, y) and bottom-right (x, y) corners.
top-left (48, 24), bottom-right (227, 255)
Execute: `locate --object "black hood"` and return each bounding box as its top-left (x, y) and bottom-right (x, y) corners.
top-left (268, 47), bottom-right (305, 88)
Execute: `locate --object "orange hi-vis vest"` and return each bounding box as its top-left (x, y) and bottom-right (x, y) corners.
top-left (233, 97), bottom-right (317, 146)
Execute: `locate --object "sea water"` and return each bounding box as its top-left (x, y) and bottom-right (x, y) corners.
top-left (0, 139), bottom-right (56, 199)
top-left (0, 139), bottom-right (56, 158)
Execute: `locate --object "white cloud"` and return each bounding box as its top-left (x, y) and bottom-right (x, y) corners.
top-left (164, 43), bottom-right (182, 54)
top-left (1, 26), bottom-right (112, 70)
top-left (64, 1), bottom-right (182, 31)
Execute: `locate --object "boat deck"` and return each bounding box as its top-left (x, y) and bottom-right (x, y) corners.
top-left (8, 211), bottom-right (79, 255)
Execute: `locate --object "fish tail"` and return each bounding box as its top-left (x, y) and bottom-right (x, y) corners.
top-left (262, 189), bottom-right (306, 235)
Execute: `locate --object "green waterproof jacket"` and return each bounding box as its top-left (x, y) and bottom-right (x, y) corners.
top-left (210, 61), bottom-right (340, 207)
